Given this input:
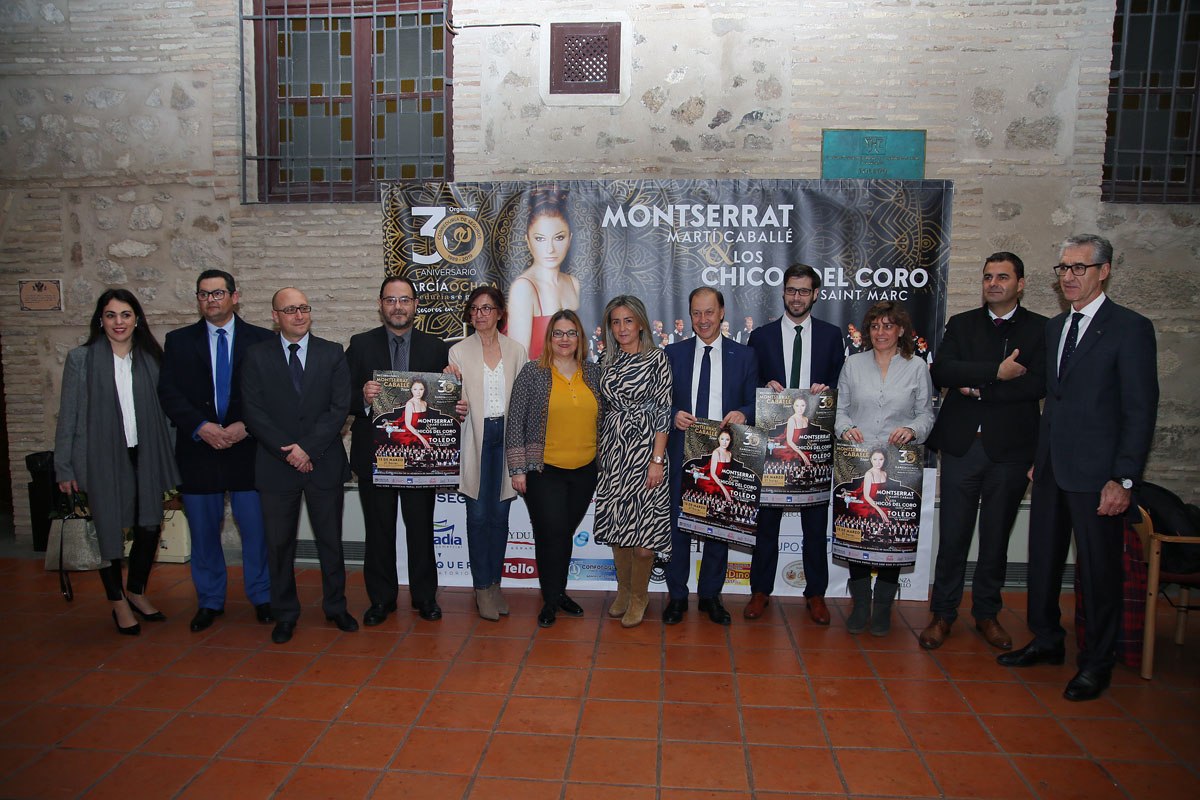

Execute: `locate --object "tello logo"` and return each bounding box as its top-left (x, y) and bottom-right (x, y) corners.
top-left (503, 558), bottom-right (538, 578)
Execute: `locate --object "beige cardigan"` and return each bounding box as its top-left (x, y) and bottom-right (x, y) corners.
top-left (449, 332), bottom-right (528, 501)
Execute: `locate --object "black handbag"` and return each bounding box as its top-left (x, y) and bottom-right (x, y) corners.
top-left (43, 492), bottom-right (103, 601)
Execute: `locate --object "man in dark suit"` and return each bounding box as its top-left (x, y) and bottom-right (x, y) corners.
top-left (746, 264), bottom-right (846, 623)
top-left (663, 287), bottom-right (759, 626)
top-left (158, 269), bottom-right (276, 632)
top-left (999, 234), bottom-right (1158, 702)
top-left (242, 287), bottom-right (356, 644)
top-left (921, 252), bottom-right (1047, 651)
top-left (347, 276), bottom-right (451, 624)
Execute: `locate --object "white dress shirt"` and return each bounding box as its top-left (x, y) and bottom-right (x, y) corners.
top-left (1056, 293), bottom-right (1106, 375)
top-left (780, 314), bottom-right (813, 390)
top-left (114, 351), bottom-right (138, 447)
top-left (690, 335), bottom-right (725, 418)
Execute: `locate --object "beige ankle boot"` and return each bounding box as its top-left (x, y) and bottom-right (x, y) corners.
top-left (608, 546), bottom-right (633, 618)
top-left (621, 550), bottom-right (655, 628)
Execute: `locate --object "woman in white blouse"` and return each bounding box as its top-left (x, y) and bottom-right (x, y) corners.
top-left (448, 286), bottom-right (529, 620)
top-left (835, 300), bottom-right (935, 637)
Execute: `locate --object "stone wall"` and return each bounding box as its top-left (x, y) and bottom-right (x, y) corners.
top-left (1, 0), bottom-right (1197, 543)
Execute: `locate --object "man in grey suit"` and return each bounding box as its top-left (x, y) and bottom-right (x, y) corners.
top-left (998, 234), bottom-right (1158, 702)
top-left (242, 287), bottom-right (356, 644)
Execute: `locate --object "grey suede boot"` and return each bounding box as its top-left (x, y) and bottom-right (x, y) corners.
top-left (609, 546), bottom-right (633, 618)
top-left (490, 582), bottom-right (509, 616)
top-left (870, 579), bottom-right (899, 637)
top-left (846, 577), bottom-right (872, 634)
top-left (475, 587), bottom-right (499, 621)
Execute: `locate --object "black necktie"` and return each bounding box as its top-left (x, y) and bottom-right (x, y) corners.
top-left (789, 325), bottom-right (803, 389)
top-left (1058, 312), bottom-right (1083, 376)
top-left (288, 342), bottom-right (304, 393)
top-left (695, 345), bottom-right (712, 419)
top-left (392, 334), bottom-right (407, 372)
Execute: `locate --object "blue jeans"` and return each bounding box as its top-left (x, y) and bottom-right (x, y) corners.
top-left (464, 417), bottom-right (513, 589)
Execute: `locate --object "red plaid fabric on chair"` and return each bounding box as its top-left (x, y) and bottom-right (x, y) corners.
top-left (1073, 517), bottom-right (1147, 670)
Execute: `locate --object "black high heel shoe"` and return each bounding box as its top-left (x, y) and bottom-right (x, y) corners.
top-left (127, 598), bottom-right (166, 622)
top-left (111, 610), bottom-right (141, 636)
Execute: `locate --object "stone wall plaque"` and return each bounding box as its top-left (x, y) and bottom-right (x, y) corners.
top-left (19, 280), bottom-right (62, 311)
top-left (821, 129), bottom-right (926, 179)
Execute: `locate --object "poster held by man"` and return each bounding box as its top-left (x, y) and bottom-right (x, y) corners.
top-left (677, 420), bottom-right (765, 547)
top-left (371, 370), bottom-right (461, 487)
top-left (757, 388), bottom-right (836, 506)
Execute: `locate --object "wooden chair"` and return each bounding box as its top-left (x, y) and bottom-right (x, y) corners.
top-left (1138, 505), bottom-right (1200, 680)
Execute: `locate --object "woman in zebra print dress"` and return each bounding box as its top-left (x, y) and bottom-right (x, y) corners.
top-left (594, 295), bottom-right (673, 627)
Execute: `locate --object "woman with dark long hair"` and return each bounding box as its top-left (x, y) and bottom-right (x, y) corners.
top-left (54, 289), bottom-right (180, 635)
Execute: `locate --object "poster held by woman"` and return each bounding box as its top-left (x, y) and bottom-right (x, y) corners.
top-left (831, 442), bottom-right (924, 566)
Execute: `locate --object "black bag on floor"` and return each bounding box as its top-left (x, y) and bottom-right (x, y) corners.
top-left (1135, 481), bottom-right (1200, 575)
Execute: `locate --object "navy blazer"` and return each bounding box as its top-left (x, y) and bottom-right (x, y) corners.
top-left (242, 334), bottom-right (352, 492)
top-left (664, 336), bottom-right (759, 499)
top-left (346, 325), bottom-right (450, 482)
top-left (746, 316), bottom-right (846, 391)
top-left (1035, 297), bottom-right (1158, 493)
top-left (157, 316), bottom-right (275, 494)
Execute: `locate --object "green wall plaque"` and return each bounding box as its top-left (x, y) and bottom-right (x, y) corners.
top-left (821, 129), bottom-right (926, 179)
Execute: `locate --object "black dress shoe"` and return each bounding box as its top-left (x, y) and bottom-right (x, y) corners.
top-left (698, 595), bottom-right (732, 626)
top-left (662, 598), bottom-right (687, 625)
top-left (362, 602), bottom-right (397, 627)
top-left (127, 599), bottom-right (166, 622)
top-left (415, 601), bottom-right (442, 621)
top-left (537, 604), bottom-right (557, 627)
top-left (558, 594), bottom-right (584, 617)
top-left (271, 621), bottom-right (295, 644)
top-left (325, 611), bottom-right (359, 633)
top-left (996, 642), bottom-right (1066, 668)
top-left (1063, 669), bottom-right (1111, 702)
top-left (255, 603), bottom-right (274, 624)
top-left (189, 607), bottom-right (224, 633)
top-left (111, 610), bottom-right (140, 636)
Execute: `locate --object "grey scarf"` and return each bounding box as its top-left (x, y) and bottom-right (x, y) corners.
top-left (84, 338), bottom-right (180, 560)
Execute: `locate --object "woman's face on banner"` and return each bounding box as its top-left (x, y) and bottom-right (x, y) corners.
top-left (871, 451), bottom-right (886, 470)
top-left (719, 431), bottom-right (732, 450)
top-left (793, 397), bottom-right (807, 415)
top-left (411, 381), bottom-right (426, 400)
top-left (526, 214), bottom-right (571, 271)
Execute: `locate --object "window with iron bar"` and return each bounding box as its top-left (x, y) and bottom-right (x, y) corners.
top-left (241, 0), bottom-right (452, 203)
top-left (1103, 0), bottom-right (1199, 203)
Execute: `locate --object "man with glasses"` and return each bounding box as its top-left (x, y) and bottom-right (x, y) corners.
top-left (920, 252), bottom-right (1047, 651)
top-left (347, 276), bottom-right (452, 624)
top-left (999, 234), bottom-right (1158, 702)
top-left (746, 264), bottom-right (845, 623)
top-left (242, 288), bottom-right (355, 644)
top-left (159, 269), bottom-right (276, 633)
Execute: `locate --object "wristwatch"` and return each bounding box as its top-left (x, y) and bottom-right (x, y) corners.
top-left (1115, 477), bottom-right (1133, 490)
top-left (651, 455), bottom-right (664, 465)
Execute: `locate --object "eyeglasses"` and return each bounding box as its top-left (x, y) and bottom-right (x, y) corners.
top-left (551, 329), bottom-right (579, 338)
top-left (274, 305), bottom-right (312, 315)
top-left (382, 296), bottom-right (415, 306)
top-left (784, 287), bottom-right (814, 298)
top-left (1052, 262), bottom-right (1104, 277)
top-left (468, 304), bottom-right (497, 315)
top-left (196, 289), bottom-right (229, 301)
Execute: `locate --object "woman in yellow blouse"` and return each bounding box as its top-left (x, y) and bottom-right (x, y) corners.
top-left (506, 309), bottom-right (603, 627)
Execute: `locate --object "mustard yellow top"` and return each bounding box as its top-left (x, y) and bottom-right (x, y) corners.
top-left (544, 365), bottom-right (599, 469)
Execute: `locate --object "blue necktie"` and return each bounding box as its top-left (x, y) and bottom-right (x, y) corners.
top-left (215, 328), bottom-right (231, 422)
top-left (288, 342), bottom-right (304, 393)
top-left (695, 345), bottom-right (712, 419)
top-left (1058, 312), bottom-right (1083, 376)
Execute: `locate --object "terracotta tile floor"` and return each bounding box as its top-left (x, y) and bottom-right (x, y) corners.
top-left (0, 557), bottom-right (1197, 799)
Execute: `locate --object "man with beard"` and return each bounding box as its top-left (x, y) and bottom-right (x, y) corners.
top-left (347, 277), bottom-right (455, 624)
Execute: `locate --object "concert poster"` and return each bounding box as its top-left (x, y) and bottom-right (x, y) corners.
top-left (831, 441), bottom-right (924, 566)
top-left (371, 370), bottom-right (461, 487)
top-left (756, 388), bottom-right (836, 506)
top-left (677, 420), bottom-right (766, 547)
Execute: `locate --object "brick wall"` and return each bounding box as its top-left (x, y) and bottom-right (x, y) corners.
top-left (1, 0), bottom-right (1196, 542)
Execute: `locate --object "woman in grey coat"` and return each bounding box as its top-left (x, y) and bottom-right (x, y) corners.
top-left (54, 289), bottom-right (180, 635)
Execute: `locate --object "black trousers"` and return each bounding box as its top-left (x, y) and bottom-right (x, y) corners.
top-left (260, 484), bottom-right (346, 624)
top-left (932, 438), bottom-right (1029, 622)
top-left (359, 482), bottom-right (438, 607)
top-left (751, 504), bottom-right (830, 597)
top-left (98, 526), bottom-right (161, 601)
top-left (1026, 457), bottom-right (1123, 672)
top-left (525, 461), bottom-right (597, 605)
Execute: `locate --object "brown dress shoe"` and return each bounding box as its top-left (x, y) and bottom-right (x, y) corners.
top-left (976, 618), bottom-right (1013, 650)
top-left (918, 617), bottom-right (952, 650)
top-left (806, 596), bottom-right (831, 625)
top-left (744, 591), bottom-right (770, 619)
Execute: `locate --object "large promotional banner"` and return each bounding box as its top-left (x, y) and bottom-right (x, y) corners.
top-left (381, 179), bottom-right (952, 599)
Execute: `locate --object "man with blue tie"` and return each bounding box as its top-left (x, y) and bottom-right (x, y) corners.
top-left (746, 264), bottom-right (846, 623)
top-left (242, 288), bottom-right (355, 644)
top-left (663, 287), bottom-right (759, 625)
top-left (158, 270), bottom-right (276, 632)
top-left (999, 234), bottom-right (1158, 702)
